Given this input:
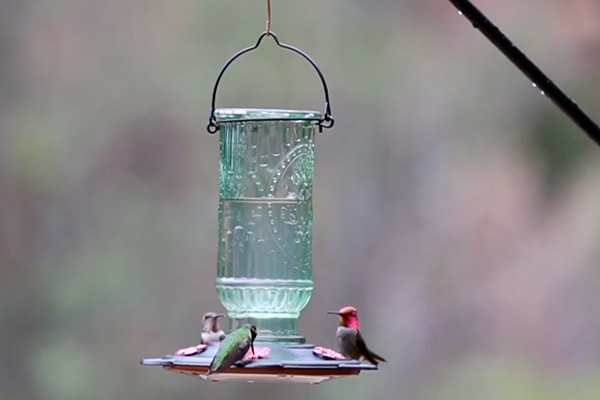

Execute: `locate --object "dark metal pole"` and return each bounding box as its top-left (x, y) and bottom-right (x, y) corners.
top-left (448, 0), bottom-right (600, 146)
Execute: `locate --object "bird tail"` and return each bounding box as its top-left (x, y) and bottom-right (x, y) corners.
top-left (365, 350), bottom-right (386, 365)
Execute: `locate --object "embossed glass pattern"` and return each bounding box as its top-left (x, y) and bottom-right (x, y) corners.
top-left (214, 108), bottom-right (319, 342)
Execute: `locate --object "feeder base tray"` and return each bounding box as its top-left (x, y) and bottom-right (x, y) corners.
top-left (141, 343), bottom-right (378, 384)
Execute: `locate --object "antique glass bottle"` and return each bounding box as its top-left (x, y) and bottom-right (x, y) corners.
top-left (215, 108), bottom-right (319, 343)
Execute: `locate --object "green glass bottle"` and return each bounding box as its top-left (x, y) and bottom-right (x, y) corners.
top-left (215, 108), bottom-right (319, 343)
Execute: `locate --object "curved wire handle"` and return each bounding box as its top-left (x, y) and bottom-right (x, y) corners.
top-left (207, 31), bottom-right (334, 134)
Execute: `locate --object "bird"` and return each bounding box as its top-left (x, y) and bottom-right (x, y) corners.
top-left (207, 323), bottom-right (257, 374)
top-left (327, 306), bottom-right (386, 366)
top-left (200, 312), bottom-right (226, 344)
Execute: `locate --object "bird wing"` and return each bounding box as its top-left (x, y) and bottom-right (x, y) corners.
top-left (356, 330), bottom-right (386, 364)
top-left (355, 330), bottom-right (371, 358)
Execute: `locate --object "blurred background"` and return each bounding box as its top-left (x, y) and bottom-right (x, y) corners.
top-left (1, 0), bottom-right (600, 399)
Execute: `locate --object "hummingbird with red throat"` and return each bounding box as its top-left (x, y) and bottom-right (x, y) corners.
top-left (327, 306), bottom-right (386, 366)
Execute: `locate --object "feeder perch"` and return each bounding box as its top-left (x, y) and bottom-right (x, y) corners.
top-left (141, 29), bottom-right (377, 383)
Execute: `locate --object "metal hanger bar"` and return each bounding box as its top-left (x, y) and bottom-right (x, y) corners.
top-left (207, 31), bottom-right (334, 134)
top-left (448, 0), bottom-right (600, 146)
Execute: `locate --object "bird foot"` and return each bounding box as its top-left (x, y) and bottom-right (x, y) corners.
top-left (312, 346), bottom-right (346, 360)
top-left (174, 343), bottom-right (207, 356)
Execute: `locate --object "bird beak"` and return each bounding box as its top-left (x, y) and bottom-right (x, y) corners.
top-left (215, 313), bottom-right (226, 318)
top-left (327, 311), bottom-right (341, 315)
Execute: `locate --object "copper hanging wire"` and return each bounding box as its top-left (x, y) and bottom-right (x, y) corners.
top-left (266, 0), bottom-right (272, 35)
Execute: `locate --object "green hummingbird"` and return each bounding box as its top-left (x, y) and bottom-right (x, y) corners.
top-left (207, 324), bottom-right (257, 374)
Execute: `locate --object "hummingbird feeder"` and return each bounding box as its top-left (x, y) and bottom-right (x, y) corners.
top-left (141, 2), bottom-right (378, 384)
